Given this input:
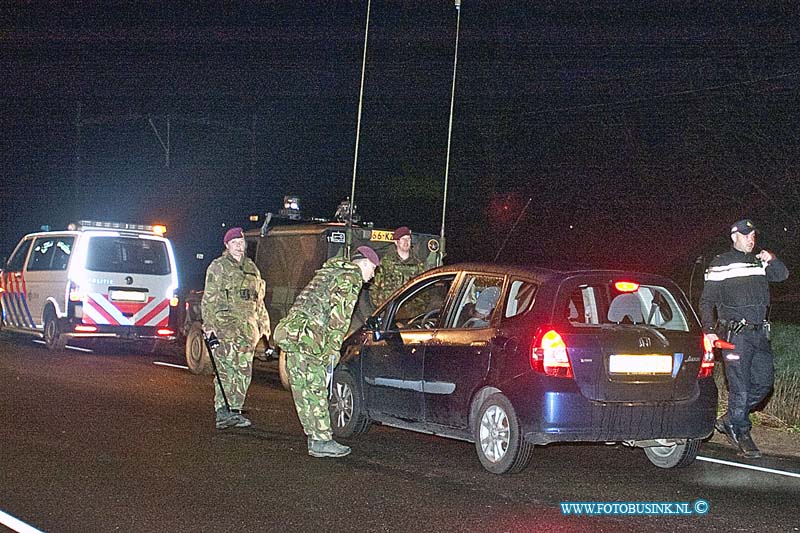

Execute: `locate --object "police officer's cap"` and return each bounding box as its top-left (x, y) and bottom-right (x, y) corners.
top-left (730, 219), bottom-right (757, 236)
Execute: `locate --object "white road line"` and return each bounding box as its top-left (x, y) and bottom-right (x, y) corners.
top-left (153, 361), bottom-right (189, 370)
top-left (33, 339), bottom-right (93, 352)
top-left (65, 345), bottom-right (93, 353)
top-left (697, 455), bottom-right (800, 479)
top-left (0, 509), bottom-right (45, 533)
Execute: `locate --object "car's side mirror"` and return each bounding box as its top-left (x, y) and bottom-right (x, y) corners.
top-left (365, 316), bottom-right (383, 341)
top-left (366, 316), bottom-right (382, 331)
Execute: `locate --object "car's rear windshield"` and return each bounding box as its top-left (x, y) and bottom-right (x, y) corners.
top-left (86, 236), bottom-right (171, 275)
top-left (565, 282), bottom-right (690, 332)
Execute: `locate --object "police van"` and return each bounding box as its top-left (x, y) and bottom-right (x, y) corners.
top-left (0, 221), bottom-right (180, 349)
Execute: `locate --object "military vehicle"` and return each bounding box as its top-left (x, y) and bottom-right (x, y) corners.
top-left (181, 199), bottom-right (442, 388)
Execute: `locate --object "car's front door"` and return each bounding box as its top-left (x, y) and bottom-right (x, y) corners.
top-left (423, 274), bottom-right (505, 430)
top-left (361, 274), bottom-right (456, 423)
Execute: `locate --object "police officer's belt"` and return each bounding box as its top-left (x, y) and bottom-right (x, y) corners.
top-left (724, 319), bottom-right (766, 331)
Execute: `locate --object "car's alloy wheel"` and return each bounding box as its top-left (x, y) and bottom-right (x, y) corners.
top-left (644, 439), bottom-right (700, 468)
top-left (330, 370), bottom-right (369, 438)
top-left (474, 393), bottom-right (533, 474)
top-left (479, 405), bottom-right (510, 463)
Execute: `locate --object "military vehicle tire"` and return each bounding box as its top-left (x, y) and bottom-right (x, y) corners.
top-left (185, 325), bottom-right (212, 375)
top-left (278, 349), bottom-right (290, 391)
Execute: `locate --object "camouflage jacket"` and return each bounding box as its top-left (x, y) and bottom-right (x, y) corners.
top-left (201, 252), bottom-right (271, 339)
top-left (370, 248), bottom-right (425, 308)
top-left (273, 258), bottom-right (363, 361)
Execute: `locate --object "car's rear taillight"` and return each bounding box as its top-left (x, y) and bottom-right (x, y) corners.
top-left (531, 328), bottom-right (573, 378)
top-left (699, 334), bottom-right (716, 379)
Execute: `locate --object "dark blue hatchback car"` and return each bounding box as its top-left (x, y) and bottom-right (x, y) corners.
top-left (330, 263), bottom-right (717, 474)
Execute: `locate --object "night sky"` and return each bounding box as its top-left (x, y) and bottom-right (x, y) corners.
top-left (2, 2), bottom-right (798, 295)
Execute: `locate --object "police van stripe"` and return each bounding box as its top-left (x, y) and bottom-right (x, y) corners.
top-left (87, 294), bottom-right (130, 325)
top-left (17, 274), bottom-right (36, 328)
top-left (3, 274), bottom-right (20, 327)
top-left (82, 298), bottom-right (117, 325)
top-left (136, 298), bottom-right (169, 327)
top-left (8, 276), bottom-right (28, 328)
top-left (704, 262), bottom-right (766, 282)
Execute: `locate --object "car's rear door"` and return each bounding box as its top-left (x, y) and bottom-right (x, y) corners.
top-left (559, 274), bottom-right (703, 403)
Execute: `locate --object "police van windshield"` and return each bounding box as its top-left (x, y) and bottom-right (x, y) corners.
top-left (86, 236), bottom-right (170, 275)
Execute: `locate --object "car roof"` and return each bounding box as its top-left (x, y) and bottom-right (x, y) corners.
top-left (421, 262), bottom-right (675, 285)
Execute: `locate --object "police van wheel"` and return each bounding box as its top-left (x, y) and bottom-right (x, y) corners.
top-left (185, 327), bottom-right (212, 375)
top-left (278, 350), bottom-right (290, 391)
top-left (643, 439), bottom-right (700, 469)
top-left (43, 310), bottom-right (66, 351)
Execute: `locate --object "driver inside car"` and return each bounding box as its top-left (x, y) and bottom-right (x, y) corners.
top-left (463, 286), bottom-right (501, 328)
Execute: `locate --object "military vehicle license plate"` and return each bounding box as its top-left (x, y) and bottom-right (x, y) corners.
top-left (370, 230), bottom-right (395, 242)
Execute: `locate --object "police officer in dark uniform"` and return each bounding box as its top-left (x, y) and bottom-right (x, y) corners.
top-left (699, 219), bottom-right (789, 458)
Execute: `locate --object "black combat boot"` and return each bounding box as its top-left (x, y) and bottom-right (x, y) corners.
top-left (714, 414), bottom-right (740, 449)
top-left (736, 430), bottom-right (762, 459)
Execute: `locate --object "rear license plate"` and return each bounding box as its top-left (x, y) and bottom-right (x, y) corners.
top-left (109, 290), bottom-right (147, 302)
top-left (609, 354), bottom-right (672, 374)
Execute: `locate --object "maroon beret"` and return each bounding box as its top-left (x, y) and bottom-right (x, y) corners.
top-left (223, 227), bottom-right (244, 244)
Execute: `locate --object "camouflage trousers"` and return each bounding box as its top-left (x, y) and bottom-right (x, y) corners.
top-left (285, 350), bottom-right (333, 441)
top-left (211, 330), bottom-right (256, 412)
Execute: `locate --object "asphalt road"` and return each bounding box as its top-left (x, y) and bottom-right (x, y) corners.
top-left (0, 333), bottom-right (798, 533)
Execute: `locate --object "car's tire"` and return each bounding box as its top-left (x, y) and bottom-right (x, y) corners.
top-left (644, 439), bottom-right (701, 469)
top-left (185, 326), bottom-right (212, 375)
top-left (474, 393), bottom-right (533, 474)
top-left (330, 370), bottom-right (370, 438)
top-left (278, 349), bottom-right (290, 391)
top-left (42, 308), bottom-right (66, 351)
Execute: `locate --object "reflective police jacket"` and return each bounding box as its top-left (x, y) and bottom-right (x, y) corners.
top-left (699, 247), bottom-right (789, 333)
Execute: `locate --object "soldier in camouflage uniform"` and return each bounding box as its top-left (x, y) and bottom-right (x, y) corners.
top-left (202, 227), bottom-right (271, 430)
top-left (273, 245), bottom-right (380, 458)
top-left (370, 226), bottom-right (425, 308)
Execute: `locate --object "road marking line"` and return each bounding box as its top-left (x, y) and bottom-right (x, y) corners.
top-left (65, 345), bottom-right (93, 352)
top-left (32, 339), bottom-right (93, 352)
top-left (697, 455), bottom-right (800, 479)
top-left (0, 509), bottom-right (45, 533)
top-left (154, 361), bottom-right (189, 370)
